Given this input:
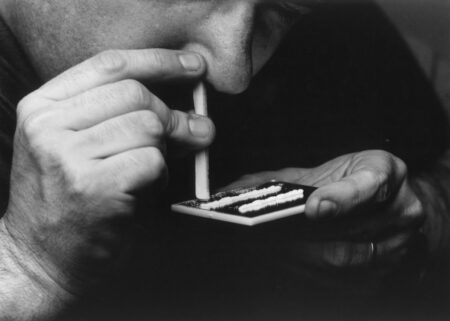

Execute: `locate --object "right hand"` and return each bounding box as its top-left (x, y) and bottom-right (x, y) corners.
top-left (0, 49), bottom-right (215, 297)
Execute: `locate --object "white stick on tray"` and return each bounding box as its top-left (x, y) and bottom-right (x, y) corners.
top-left (193, 82), bottom-right (210, 200)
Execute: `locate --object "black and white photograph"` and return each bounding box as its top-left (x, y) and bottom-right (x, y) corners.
top-left (0, 0), bottom-right (449, 320)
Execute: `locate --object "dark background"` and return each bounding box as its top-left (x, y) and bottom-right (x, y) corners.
top-left (70, 2), bottom-right (450, 321)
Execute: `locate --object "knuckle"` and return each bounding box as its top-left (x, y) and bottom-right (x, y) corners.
top-left (93, 50), bottom-right (127, 74)
top-left (372, 169), bottom-right (390, 200)
top-left (370, 149), bottom-right (391, 159)
top-left (16, 95), bottom-right (34, 117)
top-left (403, 199), bottom-right (425, 225)
top-left (370, 150), bottom-right (394, 169)
top-left (118, 79), bottom-right (151, 107)
top-left (139, 111), bottom-right (164, 138)
top-left (412, 199), bottom-right (424, 217)
top-left (16, 95), bottom-right (49, 120)
top-left (149, 49), bottom-right (167, 69)
top-left (28, 137), bottom-right (66, 173)
top-left (384, 151), bottom-right (405, 171)
top-left (114, 149), bottom-right (167, 190)
top-left (119, 111), bottom-right (164, 141)
top-left (363, 151), bottom-right (409, 202)
top-left (345, 176), bottom-right (362, 203)
top-left (359, 168), bottom-right (390, 202)
top-left (374, 150), bottom-right (408, 178)
top-left (145, 149), bottom-right (168, 184)
top-left (18, 112), bottom-right (72, 170)
top-left (368, 168), bottom-right (389, 188)
top-left (64, 166), bottom-right (91, 197)
top-left (20, 111), bottom-right (44, 138)
top-left (20, 110), bottom-right (55, 140)
top-left (395, 157), bottom-right (408, 177)
top-left (63, 167), bottom-right (104, 203)
top-left (150, 149), bottom-right (166, 175)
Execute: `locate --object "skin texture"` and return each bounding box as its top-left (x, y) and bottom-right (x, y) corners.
top-left (0, 1), bottom-right (313, 319)
top-left (0, 0), bottom-right (447, 320)
top-left (226, 151), bottom-right (424, 269)
top-left (4, 0), bottom-right (302, 93)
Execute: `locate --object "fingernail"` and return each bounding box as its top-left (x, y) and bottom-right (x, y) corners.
top-left (179, 54), bottom-right (202, 71)
top-left (189, 115), bottom-right (211, 138)
top-left (318, 200), bottom-right (337, 218)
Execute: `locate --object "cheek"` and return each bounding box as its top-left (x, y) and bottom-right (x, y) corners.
top-left (86, 2), bottom-right (188, 51)
top-left (88, 0), bottom-right (213, 52)
top-left (14, 0), bottom-right (194, 79)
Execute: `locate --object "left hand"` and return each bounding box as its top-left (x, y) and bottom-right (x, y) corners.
top-left (225, 150), bottom-right (425, 270)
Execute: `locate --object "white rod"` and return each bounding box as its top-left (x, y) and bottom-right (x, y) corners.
top-left (193, 82), bottom-right (210, 200)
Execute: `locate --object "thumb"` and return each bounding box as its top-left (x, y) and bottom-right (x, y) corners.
top-left (305, 153), bottom-right (406, 220)
top-left (165, 110), bottom-right (215, 150)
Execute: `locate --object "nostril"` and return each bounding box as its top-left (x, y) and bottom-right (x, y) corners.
top-left (205, 46), bottom-right (253, 94)
top-left (180, 43), bottom-right (253, 95)
top-left (206, 67), bottom-right (252, 94)
top-left (182, 2), bottom-right (255, 94)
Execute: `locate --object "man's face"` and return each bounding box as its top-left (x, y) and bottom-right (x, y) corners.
top-left (8, 0), bottom-right (310, 93)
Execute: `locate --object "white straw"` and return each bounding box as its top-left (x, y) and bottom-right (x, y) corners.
top-left (193, 82), bottom-right (210, 200)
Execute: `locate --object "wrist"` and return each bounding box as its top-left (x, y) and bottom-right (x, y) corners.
top-left (0, 218), bottom-right (74, 320)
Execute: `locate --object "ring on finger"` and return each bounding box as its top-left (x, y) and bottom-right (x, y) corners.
top-left (369, 241), bottom-right (378, 265)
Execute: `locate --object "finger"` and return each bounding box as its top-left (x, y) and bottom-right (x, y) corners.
top-left (287, 232), bottom-right (413, 269)
top-left (56, 80), bottom-right (215, 150)
top-left (306, 152), bottom-right (406, 219)
top-left (375, 232), bottom-right (413, 262)
top-left (345, 181), bottom-right (424, 239)
top-left (54, 79), bottom-right (168, 130)
top-left (76, 111), bottom-right (166, 159)
top-left (320, 238), bottom-right (409, 268)
top-left (218, 155), bottom-right (358, 192)
top-left (166, 110), bottom-right (215, 150)
top-left (383, 179), bottom-right (425, 230)
top-left (96, 147), bottom-right (168, 193)
top-left (220, 168), bottom-right (311, 191)
top-left (35, 49), bottom-right (205, 101)
top-left (309, 180), bottom-right (424, 240)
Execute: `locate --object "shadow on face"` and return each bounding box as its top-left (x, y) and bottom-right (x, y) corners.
top-left (7, 0), bottom-right (313, 94)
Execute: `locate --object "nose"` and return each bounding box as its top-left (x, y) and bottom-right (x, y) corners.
top-left (185, 1), bottom-right (256, 94)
